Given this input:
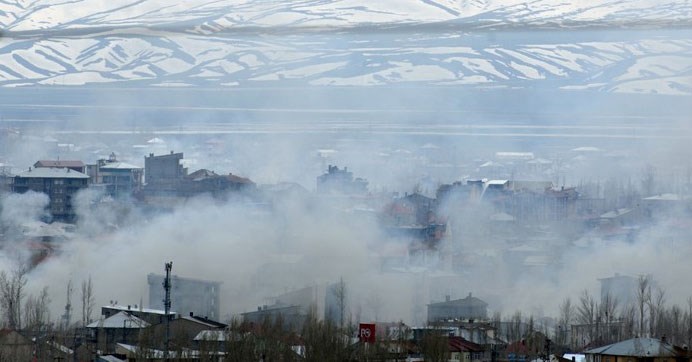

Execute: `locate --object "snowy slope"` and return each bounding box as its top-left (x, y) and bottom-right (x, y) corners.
top-left (3, 0), bottom-right (691, 31)
top-left (2, 0), bottom-right (692, 94)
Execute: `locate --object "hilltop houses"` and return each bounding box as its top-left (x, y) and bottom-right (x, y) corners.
top-left (140, 151), bottom-right (254, 207)
top-left (316, 165), bottom-right (368, 195)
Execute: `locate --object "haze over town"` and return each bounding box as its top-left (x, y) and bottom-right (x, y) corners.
top-left (1, 0), bottom-right (692, 360)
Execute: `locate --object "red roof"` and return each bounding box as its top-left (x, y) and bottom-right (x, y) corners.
top-left (506, 340), bottom-right (531, 355)
top-left (449, 337), bottom-right (483, 353)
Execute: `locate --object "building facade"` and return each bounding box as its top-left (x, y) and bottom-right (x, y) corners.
top-left (316, 165), bottom-right (368, 195)
top-left (141, 152), bottom-right (253, 205)
top-left (12, 167), bottom-right (89, 222)
top-left (147, 273), bottom-right (221, 321)
top-left (86, 153), bottom-right (143, 197)
top-left (427, 293), bottom-right (488, 323)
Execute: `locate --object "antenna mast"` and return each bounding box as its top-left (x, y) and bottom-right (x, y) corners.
top-left (61, 280), bottom-right (73, 329)
top-left (163, 261), bottom-right (173, 359)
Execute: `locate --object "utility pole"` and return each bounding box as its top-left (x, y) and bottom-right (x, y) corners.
top-left (163, 261), bottom-right (173, 360)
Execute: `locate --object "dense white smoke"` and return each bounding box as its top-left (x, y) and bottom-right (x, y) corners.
top-left (1, 191), bottom-right (50, 227)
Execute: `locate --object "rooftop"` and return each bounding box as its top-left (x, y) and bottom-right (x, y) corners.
top-left (584, 338), bottom-right (679, 357)
top-left (495, 152), bottom-right (535, 160)
top-left (87, 311), bottom-right (150, 329)
top-left (103, 304), bottom-right (176, 316)
top-left (600, 208), bottom-right (633, 219)
top-left (429, 293), bottom-right (488, 308)
top-left (643, 193), bottom-right (690, 201)
top-left (194, 330), bottom-right (226, 342)
top-left (100, 161), bottom-right (142, 170)
top-left (15, 167), bottom-right (89, 179)
top-left (34, 160), bottom-right (85, 168)
top-left (182, 315), bottom-right (227, 329)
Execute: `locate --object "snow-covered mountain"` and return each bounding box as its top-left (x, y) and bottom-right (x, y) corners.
top-left (2, 0), bottom-right (692, 94)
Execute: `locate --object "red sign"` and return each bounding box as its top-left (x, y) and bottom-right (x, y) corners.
top-left (359, 323), bottom-right (376, 343)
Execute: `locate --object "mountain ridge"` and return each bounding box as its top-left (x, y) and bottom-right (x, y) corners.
top-left (1, 0), bottom-right (691, 94)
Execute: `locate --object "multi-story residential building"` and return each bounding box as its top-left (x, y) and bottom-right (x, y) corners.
top-left (147, 273), bottom-right (221, 321)
top-left (316, 165), bottom-right (368, 195)
top-left (144, 151), bottom-right (186, 188)
top-left (0, 164), bottom-right (12, 193)
top-left (427, 293), bottom-right (488, 324)
top-left (86, 153), bottom-right (143, 197)
top-left (141, 151), bottom-right (253, 206)
top-left (599, 273), bottom-right (637, 307)
top-left (12, 167), bottom-right (89, 222)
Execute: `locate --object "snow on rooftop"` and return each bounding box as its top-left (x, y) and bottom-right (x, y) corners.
top-left (16, 167), bottom-right (89, 179)
top-left (147, 137), bottom-right (165, 144)
top-left (194, 330), bottom-right (226, 342)
top-left (490, 212), bottom-right (515, 222)
top-left (527, 157), bottom-right (553, 164)
top-left (564, 354), bottom-right (586, 362)
top-left (572, 146), bottom-right (601, 152)
top-left (479, 161), bottom-right (503, 168)
top-left (103, 304), bottom-right (175, 315)
top-left (100, 161), bottom-right (142, 169)
top-left (495, 152), bottom-right (535, 160)
top-left (600, 208), bottom-right (633, 218)
top-left (585, 338), bottom-right (678, 357)
top-left (643, 193), bottom-right (689, 201)
top-left (87, 311), bottom-right (150, 329)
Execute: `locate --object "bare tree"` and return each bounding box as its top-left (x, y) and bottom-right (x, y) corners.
top-left (508, 311), bottom-right (523, 343)
top-left (301, 308), bottom-right (351, 362)
top-left (334, 277), bottom-right (347, 329)
top-left (641, 165), bottom-right (656, 197)
top-left (669, 304), bottom-right (682, 345)
top-left (420, 324), bottom-right (449, 362)
top-left (367, 291), bottom-right (383, 322)
top-left (687, 297), bottom-right (692, 349)
top-left (577, 289), bottom-right (598, 343)
top-left (557, 298), bottom-right (574, 346)
top-left (636, 275), bottom-right (651, 336)
top-left (81, 276), bottom-right (94, 326)
top-left (619, 303), bottom-right (637, 340)
top-left (23, 286), bottom-right (51, 332)
top-left (225, 317), bottom-right (260, 362)
top-left (648, 287), bottom-right (665, 337)
top-left (600, 292), bottom-right (619, 343)
top-left (0, 264), bottom-right (28, 329)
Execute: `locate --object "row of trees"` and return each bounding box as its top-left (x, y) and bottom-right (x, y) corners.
top-left (0, 264), bottom-right (96, 331)
top-left (562, 275), bottom-right (692, 348)
top-left (4, 270), bottom-right (692, 359)
top-left (126, 311), bottom-right (410, 362)
top-left (490, 275), bottom-right (692, 353)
